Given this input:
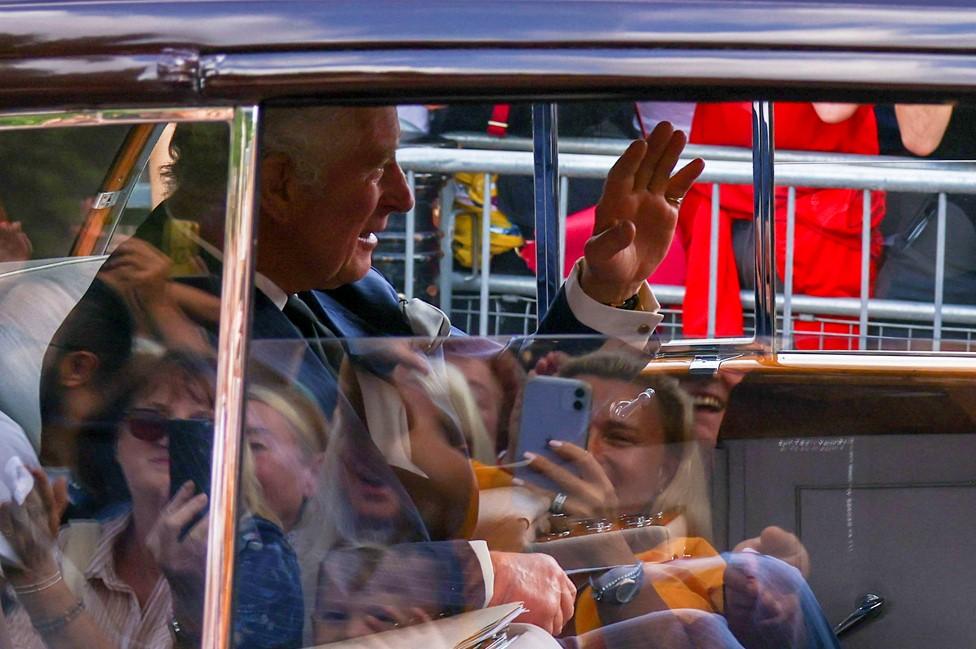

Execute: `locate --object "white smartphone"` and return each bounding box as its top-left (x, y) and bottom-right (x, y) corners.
top-left (514, 376), bottom-right (592, 493)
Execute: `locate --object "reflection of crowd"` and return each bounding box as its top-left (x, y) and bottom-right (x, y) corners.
top-left (0, 102), bottom-right (845, 649)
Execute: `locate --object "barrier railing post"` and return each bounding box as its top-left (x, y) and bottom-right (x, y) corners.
top-left (479, 172), bottom-right (492, 336)
top-left (859, 189), bottom-right (871, 350)
top-left (438, 180), bottom-right (456, 314)
top-left (707, 183), bottom-right (720, 338)
top-left (559, 175), bottom-right (569, 279)
top-left (934, 192), bottom-right (947, 350)
top-left (752, 101), bottom-right (776, 346)
top-left (783, 186), bottom-right (796, 347)
top-left (532, 103), bottom-right (560, 319)
top-left (404, 170), bottom-right (416, 300)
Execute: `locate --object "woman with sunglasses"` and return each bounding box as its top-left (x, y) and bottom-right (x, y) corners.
top-left (0, 352), bottom-right (303, 649)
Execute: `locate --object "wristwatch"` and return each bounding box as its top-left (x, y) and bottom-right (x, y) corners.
top-left (608, 294), bottom-right (640, 310)
top-left (589, 561), bottom-right (644, 604)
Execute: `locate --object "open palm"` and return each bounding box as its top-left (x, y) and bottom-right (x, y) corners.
top-left (581, 122), bottom-right (705, 304)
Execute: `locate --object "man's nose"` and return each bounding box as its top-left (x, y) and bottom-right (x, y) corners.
top-left (383, 162), bottom-right (415, 214)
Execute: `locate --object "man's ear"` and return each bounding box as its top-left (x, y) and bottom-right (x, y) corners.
top-left (260, 152), bottom-right (297, 224)
top-left (59, 351), bottom-right (100, 388)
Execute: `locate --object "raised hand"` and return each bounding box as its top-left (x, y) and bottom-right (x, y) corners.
top-left (0, 469), bottom-right (60, 584)
top-left (581, 122), bottom-right (704, 305)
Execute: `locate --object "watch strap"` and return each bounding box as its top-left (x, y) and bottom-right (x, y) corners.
top-left (589, 561), bottom-right (644, 604)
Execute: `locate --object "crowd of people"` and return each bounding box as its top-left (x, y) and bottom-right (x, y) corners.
top-left (0, 100), bottom-right (900, 649)
top-left (423, 101), bottom-right (975, 348)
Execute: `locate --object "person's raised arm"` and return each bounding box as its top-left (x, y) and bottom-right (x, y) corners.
top-left (894, 104), bottom-right (954, 157)
top-left (811, 103), bottom-right (859, 124)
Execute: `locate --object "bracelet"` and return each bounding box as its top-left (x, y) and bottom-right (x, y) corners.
top-left (32, 599), bottom-right (85, 635)
top-left (13, 571), bottom-right (63, 595)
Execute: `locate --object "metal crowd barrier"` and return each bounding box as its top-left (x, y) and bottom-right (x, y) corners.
top-left (394, 135), bottom-right (976, 351)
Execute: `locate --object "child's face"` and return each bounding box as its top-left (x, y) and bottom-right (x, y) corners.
top-left (314, 551), bottom-right (438, 643)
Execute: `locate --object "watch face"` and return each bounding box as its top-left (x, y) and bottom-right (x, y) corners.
top-left (614, 577), bottom-right (640, 604)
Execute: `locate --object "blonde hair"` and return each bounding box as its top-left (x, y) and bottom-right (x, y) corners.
top-left (247, 382), bottom-right (328, 459)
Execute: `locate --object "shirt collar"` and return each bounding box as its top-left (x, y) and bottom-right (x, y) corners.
top-left (254, 274), bottom-right (288, 311)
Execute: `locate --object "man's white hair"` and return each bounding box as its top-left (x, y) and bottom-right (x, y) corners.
top-left (262, 106), bottom-right (368, 185)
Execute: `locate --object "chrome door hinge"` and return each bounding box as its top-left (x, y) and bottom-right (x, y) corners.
top-left (157, 48), bottom-right (202, 91)
top-left (689, 353), bottom-right (743, 376)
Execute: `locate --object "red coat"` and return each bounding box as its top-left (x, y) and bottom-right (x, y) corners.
top-left (680, 102), bottom-right (885, 347)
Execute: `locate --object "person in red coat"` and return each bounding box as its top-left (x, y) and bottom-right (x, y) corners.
top-left (680, 102), bottom-right (885, 348)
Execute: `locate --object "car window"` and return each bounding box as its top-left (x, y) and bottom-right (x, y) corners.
top-left (0, 115), bottom-right (239, 649)
top-left (0, 125), bottom-right (129, 259)
top-left (231, 99), bottom-right (976, 649)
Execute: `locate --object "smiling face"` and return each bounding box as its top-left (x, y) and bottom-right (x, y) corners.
top-left (679, 369), bottom-right (745, 448)
top-left (581, 375), bottom-right (674, 513)
top-left (259, 106), bottom-right (414, 292)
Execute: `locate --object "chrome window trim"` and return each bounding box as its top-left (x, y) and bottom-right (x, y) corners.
top-left (97, 123), bottom-right (168, 255)
top-left (205, 48), bottom-right (976, 96)
top-left (0, 104), bottom-right (256, 649)
top-left (203, 104), bottom-right (259, 649)
top-left (0, 107), bottom-right (233, 130)
top-left (752, 101), bottom-right (776, 350)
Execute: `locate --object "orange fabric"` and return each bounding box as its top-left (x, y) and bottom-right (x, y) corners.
top-left (680, 102), bottom-right (885, 348)
top-left (472, 460), bottom-right (514, 490)
top-left (574, 536), bottom-right (726, 634)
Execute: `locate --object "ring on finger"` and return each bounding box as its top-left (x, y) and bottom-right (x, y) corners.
top-left (549, 492), bottom-right (568, 516)
top-left (665, 195), bottom-right (683, 207)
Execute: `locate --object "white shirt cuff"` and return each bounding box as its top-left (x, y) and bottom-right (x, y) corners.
top-left (564, 259), bottom-right (664, 350)
top-left (468, 540), bottom-right (494, 606)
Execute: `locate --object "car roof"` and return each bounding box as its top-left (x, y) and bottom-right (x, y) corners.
top-left (4, 0), bottom-right (976, 109)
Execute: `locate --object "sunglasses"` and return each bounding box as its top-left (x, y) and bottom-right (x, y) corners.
top-left (125, 410), bottom-right (213, 442)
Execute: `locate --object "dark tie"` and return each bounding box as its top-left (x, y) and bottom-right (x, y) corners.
top-left (283, 293), bottom-right (342, 369)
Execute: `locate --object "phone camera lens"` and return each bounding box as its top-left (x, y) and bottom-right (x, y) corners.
top-left (574, 388), bottom-right (585, 398)
top-left (573, 400), bottom-right (583, 411)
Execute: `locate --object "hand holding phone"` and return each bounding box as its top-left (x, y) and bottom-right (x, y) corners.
top-left (514, 376), bottom-right (592, 493)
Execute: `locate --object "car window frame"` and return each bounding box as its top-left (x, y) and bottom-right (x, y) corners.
top-left (0, 105), bottom-right (258, 649)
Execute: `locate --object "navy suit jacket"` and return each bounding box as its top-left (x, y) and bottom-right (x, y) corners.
top-left (306, 266), bottom-right (598, 341)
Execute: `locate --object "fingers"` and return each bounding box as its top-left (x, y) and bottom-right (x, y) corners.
top-left (523, 451), bottom-right (587, 496)
top-left (649, 129), bottom-right (688, 195)
top-left (582, 219), bottom-right (636, 264)
top-left (605, 139), bottom-right (647, 187)
top-left (533, 351), bottom-right (570, 377)
top-left (168, 493), bottom-right (209, 532)
top-left (666, 157), bottom-right (706, 201)
top-left (185, 512), bottom-right (210, 545)
top-left (167, 481), bottom-right (198, 511)
top-left (634, 121), bottom-right (676, 191)
top-left (547, 441), bottom-right (614, 492)
top-left (557, 570), bottom-right (577, 633)
top-left (51, 477), bottom-right (69, 534)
